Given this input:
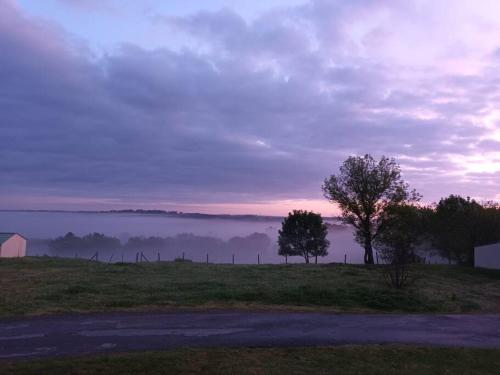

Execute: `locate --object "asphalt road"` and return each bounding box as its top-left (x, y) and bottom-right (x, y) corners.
top-left (1, 311), bottom-right (500, 360)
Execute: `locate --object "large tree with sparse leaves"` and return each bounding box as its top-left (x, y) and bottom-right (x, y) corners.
top-left (322, 154), bottom-right (420, 264)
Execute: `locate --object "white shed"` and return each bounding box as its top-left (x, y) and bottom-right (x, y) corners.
top-left (0, 233), bottom-right (27, 258)
top-left (475, 242), bottom-right (500, 270)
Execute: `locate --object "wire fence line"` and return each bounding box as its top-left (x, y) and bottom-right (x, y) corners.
top-left (32, 250), bottom-right (442, 266)
top-left (76, 250), bottom-right (356, 265)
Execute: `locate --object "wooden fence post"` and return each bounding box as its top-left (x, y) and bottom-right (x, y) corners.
top-left (344, 254), bottom-right (347, 264)
top-left (206, 253), bottom-right (209, 264)
top-left (232, 254), bottom-right (234, 264)
top-left (258, 253), bottom-right (260, 265)
top-left (157, 252), bottom-right (160, 262)
top-left (136, 252), bottom-right (139, 263)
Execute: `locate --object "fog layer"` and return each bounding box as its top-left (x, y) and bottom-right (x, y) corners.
top-left (1, 211), bottom-right (366, 264)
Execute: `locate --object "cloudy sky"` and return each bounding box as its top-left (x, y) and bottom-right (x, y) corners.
top-left (1, 0), bottom-right (500, 215)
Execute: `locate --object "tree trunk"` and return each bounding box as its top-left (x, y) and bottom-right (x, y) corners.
top-left (362, 220), bottom-right (374, 265)
top-left (364, 238), bottom-right (374, 265)
top-left (304, 253), bottom-right (309, 264)
top-left (315, 255), bottom-right (318, 264)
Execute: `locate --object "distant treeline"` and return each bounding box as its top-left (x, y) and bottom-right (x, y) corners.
top-left (101, 210), bottom-right (289, 222)
top-left (421, 195), bottom-right (500, 265)
top-left (4, 209), bottom-right (293, 222)
top-left (372, 195), bottom-right (500, 267)
top-left (47, 232), bottom-right (272, 259)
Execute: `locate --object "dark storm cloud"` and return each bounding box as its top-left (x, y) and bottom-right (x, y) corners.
top-left (1, 0), bottom-right (500, 209)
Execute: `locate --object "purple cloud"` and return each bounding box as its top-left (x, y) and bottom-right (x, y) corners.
top-left (1, 0), bottom-right (500, 213)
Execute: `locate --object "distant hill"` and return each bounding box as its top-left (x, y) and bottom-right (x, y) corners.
top-left (101, 209), bottom-right (284, 222)
top-left (0, 209), bottom-right (340, 222)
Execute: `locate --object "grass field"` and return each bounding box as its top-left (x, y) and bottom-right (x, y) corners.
top-left (1, 257), bottom-right (500, 317)
top-left (2, 345), bottom-right (500, 374)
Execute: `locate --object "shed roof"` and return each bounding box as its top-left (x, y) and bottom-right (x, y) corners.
top-left (0, 233), bottom-right (26, 244)
top-left (475, 241), bottom-right (500, 249)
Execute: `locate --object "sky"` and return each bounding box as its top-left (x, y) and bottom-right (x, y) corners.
top-left (1, 0), bottom-right (500, 215)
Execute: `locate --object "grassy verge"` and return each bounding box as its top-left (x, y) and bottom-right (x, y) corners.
top-left (2, 345), bottom-right (500, 374)
top-left (1, 257), bottom-right (500, 317)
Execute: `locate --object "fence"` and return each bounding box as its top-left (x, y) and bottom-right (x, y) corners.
top-left (77, 250), bottom-right (357, 265)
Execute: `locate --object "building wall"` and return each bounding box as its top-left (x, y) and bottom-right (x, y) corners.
top-left (0, 235), bottom-right (27, 258)
top-left (475, 243), bottom-right (500, 270)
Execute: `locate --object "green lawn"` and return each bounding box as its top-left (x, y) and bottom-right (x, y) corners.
top-left (1, 257), bottom-right (500, 317)
top-left (2, 346), bottom-right (500, 374)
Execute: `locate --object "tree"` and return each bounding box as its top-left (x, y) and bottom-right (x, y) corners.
top-left (375, 204), bottom-right (425, 264)
top-left (81, 233), bottom-right (121, 251)
top-left (322, 154), bottom-right (420, 264)
top-left (430, 195), bottom-right (500, 266)
top-left (48, 232), bottom-right (121, 256)
top-left (48, 232), bottom-right (82, 255)
top-left (278, 210), bottom-right (329, 264)
top-left (374, 204), bottom-right (426, 288)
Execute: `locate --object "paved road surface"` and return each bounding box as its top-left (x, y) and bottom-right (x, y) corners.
top-left (1, 311), bottom-right (499, 360)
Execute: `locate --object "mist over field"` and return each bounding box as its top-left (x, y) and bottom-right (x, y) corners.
top-left (0, 211), bottom-right (365, 264)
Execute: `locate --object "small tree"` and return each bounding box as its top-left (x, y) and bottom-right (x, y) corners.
top-left (374, 204), bottom-right (425, 288)
top-left (322, 154), bottom-right (420, 264)
top-left (278, 210), bottom-right (329, 264)
top-left (375, 204), bottom-right (425, 264)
